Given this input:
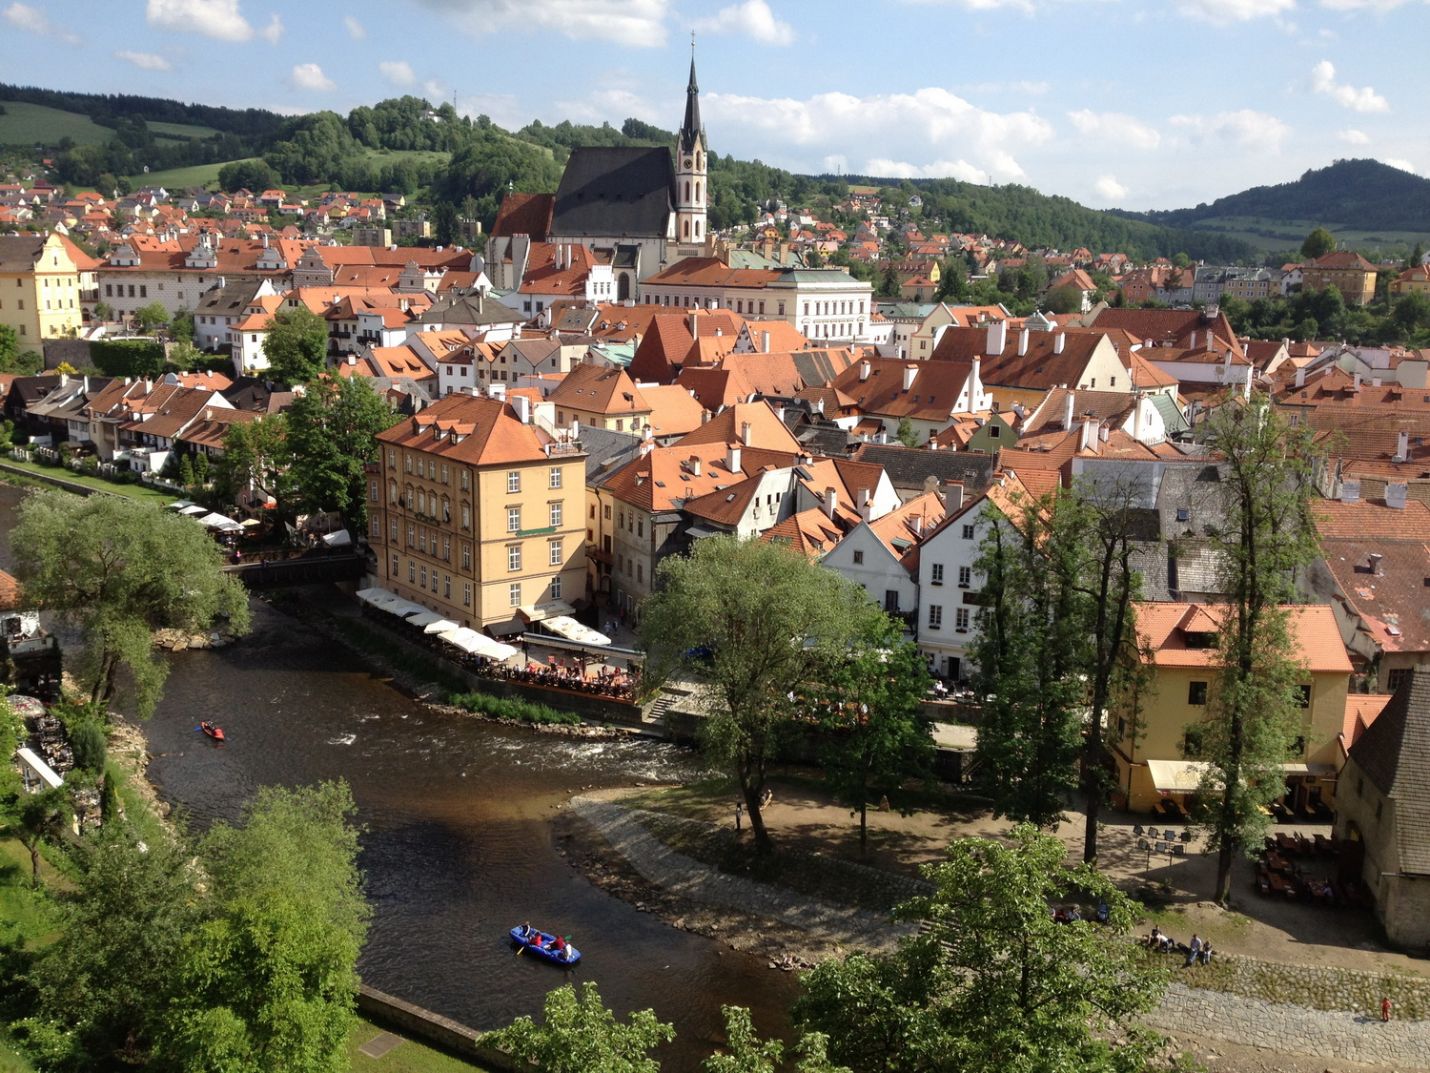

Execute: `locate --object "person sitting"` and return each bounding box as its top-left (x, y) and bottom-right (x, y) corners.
top-left (518, 922), bottom-right (531, 938)
top-left (1200, 942), bottom-right (1214, 965)
top-left (553, 935), bottom-right (566, 955)
top-left (1185, 934), bottom-right (1202, 967)
top-left (1095, 901), bottom-right (1110, 924)
top-left (1146, 925), bottom-right (1162, 949)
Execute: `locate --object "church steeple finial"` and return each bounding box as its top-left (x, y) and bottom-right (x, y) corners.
top-left (680, 32), bottom-right (703, 154)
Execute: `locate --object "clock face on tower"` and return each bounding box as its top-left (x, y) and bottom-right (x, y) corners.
top-left (684, 158), bottom-right (693, 169)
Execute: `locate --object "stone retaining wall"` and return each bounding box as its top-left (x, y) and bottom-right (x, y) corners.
top-left (1184, 950), bottom-right (1430, 1019)
top-left (357, 984), bottom-right (529, 1072)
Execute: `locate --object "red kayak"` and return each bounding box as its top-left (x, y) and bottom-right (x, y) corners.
top-left (200, 721), bottom-right (226, 742)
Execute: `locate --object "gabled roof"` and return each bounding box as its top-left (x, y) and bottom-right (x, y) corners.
top-left (1090, 307), bottom-right (1244, 360)
top-left (1309, 250), bottom-right (1377, 272)
top-left (491, 193), bottom-right (555, 240)
top-left (850, 444), bottom-right (997, 496)
top-left (375, 392), bottom-right (557, 466)
top-left (1347, 667), bottom-right (1430, 875)
top-left (675, 400), bottom-right (803, 452)
top-left (548, 364), bottom-right (649, 417)
top-left (552, 147), bottom-right (674, 239)
top-left (828, 357), bottom-right (976, 423)
top-left (1133, 602), bottom-right (1352, 673)
top-left (930, 326), bottom-right (1109, 391)
top-left (761, 508), bottom-right (850, 558)
top-left (640, 384), bottom-right (707, 438)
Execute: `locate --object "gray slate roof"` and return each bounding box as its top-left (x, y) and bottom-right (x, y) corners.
top-left (851, 444), bottom-right (997, 497)
top-left (552, 147), bottom-right (674, 239)
top-left (1348, 666), bottom-right (1430, 876)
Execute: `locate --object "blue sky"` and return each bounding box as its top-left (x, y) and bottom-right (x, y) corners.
top-left (4, 0), bottom-right (1427, 211)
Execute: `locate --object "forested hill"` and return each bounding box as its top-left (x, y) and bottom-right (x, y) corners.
top-left (1128, 159), bottom-right (1430, 233)
top-left (4, 83), bottom-right (1251, 261)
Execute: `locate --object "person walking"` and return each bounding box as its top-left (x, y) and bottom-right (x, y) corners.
top-left (734, 801), bottom-right (743, 832)
top-left (1382, 997), bottom-right (1392, 1023)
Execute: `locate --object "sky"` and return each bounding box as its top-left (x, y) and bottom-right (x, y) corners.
top-left (4, 0), bottom-right (1428, 212)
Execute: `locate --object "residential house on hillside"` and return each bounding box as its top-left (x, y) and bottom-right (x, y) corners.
top-left (821, 491), bottom-right (951, 624)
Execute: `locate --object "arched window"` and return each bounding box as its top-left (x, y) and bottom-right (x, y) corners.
top-left (695, 181), bottom-right (702, 203)
top-left (695, 221), bottom-right (702, 238)
top-left (684, 181), bottom-right (690, 202)
top-left (618, 273), bottom-right (632, 301)
top-left (696, 151), bottom-right (702, 170)
top-left (683, 219), bottom-right (690, 239)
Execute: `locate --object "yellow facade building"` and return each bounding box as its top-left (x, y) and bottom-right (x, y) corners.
top-left (0, 233), bottom-right (84, 344)
top-left (1300, 251), bottom-right (1378, 307)
top-left (372, 394), bottom-right (588, 632)
top-left (1388, 264), bottom-right (1430, 297)
top-left (1112, 602), bottom-right (1354, 814)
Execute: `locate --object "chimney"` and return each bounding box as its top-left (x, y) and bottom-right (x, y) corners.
top-left (859, 359), bottom-right (871, 381)
top-left (859, 487), bottom-right (871, 509)
top-left (1053, 331), bottom-right (1066, 354)
top-left (912, 514), bottom-right (923, 536)
top-left (727, 442), bottom-right (742, 474)
top-left (690, 456), bottom-right (702, 477)
top-left (902, 364), bottom-right (918, 392)
top-left (776, 403), bottom-right (787, 423)
top-left (513, 394), bottom-right (531, 424)
top-left (1294, 366), bottom-right (1306, 389)
top-left (1018, 328), bottom-right (1030, 356)
top-left (1368, 552), bottom-right (1384, 576)
top-left (1394, 430), bottom-right (1409, 462)
top-left (690, 313), bottom-right (698, 338)
top-left (985, 318), bottom-right (1007, 354)
top-left (824, 486), bottom-right (838, 520)
top-left (860, 497), bottom-right (873, 522)
top-left (1386, 482), bottom-right (1408, 509)
top-left (970, 355), bottom-right (981, 402)
top-left (761, 330), bottom-right (771, 353)
top-left (1353, 371), bottom-right (1362, 392)
top-left (1063, 391), bottom-right (1075, 431)
top-left (1133, 398), bottom-right (1145, 441)
top-left (205, 407), bottom-right (213, 421)
top-left (741, 420), bottom-right (753, 446)
top-left (1099, 423), bottom-right (1109, 443)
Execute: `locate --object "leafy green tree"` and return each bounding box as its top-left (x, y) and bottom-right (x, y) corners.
top-left (1044, 284), bottom-right (1083, 315)
top-left (1197, 397), bottom-right (1324, 903)
top-left (12, 491), bottom-right (251, 716)
top-left (794, 825), bottom-right (1169, 1073)
top-left (1300, 227), bottom-right (1336, 260)
top-left (934, 257), bottom-right (967, 302)
top-left (91, 300), bottom-right (113, 324)
top-left (703, 1006), bottom-right (848, 1073)
top-left (262, 307), bottom-right (330, 386)
top-left (133, 302), bottom-right (169, 335)
top-left (641, 537), bottom-right (889, 853)
top-left (285, 377), bottom-right (396, 526)
top-left (895, 416), bottom-right (921, 448)
top-left (160, 782), bottom-right (369, 1073)
top-left (1391, 290), bottom-right (1430, 334)
top-left (0, 324), bottom-right (43, 375)
top-left (877, 264), bottom-right (901, 298)
top-left (57, 703), bottom-right (107, 774)
top-left (166, 340), bottom-right (203, 370)
top-left (177, 454), bottom-right (196, 491)
top-left (216, 414), bottom-right (289, 509)
top-left (486, 981), bottom-right (673, 1073)
top-left (814, 620), bottom-right (932, 853)
top-left (12, 787), bottom-right (70, 889)
top-left (89, 339), bottom-right (165, 378)
top-left (1409, 242), bottom-right (1425, 270)
top-left (26, 821), bottom-right (203, 1070)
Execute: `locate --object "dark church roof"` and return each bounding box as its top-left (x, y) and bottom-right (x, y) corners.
top-left (850, 444), bottom-right (997, 497)
top-left (1349, 666), bottom-right (1430, 876)
top-left (552, 147), bottom-right (674, 240)
top-left (679, 57), bottom-right (703, 156)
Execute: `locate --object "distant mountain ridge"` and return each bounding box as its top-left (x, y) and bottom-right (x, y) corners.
top-left (1127, 159), bottom-right (1430, 235)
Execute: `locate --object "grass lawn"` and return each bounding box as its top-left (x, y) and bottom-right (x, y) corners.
top-left (0, 458), bottom-right (179, 505)
top-left (346, 1017), bottom-right (494, 1073)
top-left (0, 838), bottom-right (60, 947)
top-left (0, 1037), bottom-right (33, 1073)
top-left (129, 158), bottom-right (258, 191)
top-left (147, 120), bottom-right (222, 141)
top-left (0, 101), bottom-right (114, 147)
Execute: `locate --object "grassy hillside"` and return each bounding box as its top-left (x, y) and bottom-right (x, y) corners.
top-left (1162, 214), bottom-right (1430, 258)
top-left (148, 119), bottom-right (222, 141)
top-left (135, 157), bottom-right (255, 189)
top-left (0, 100), bottom-right (114, 146)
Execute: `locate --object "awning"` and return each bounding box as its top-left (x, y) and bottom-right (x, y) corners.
top-left (1146, 759), bottom-right (1211, 794)
top-left (322, 529), bottom-right (352, 547)
top-left (168, 499), bottom-right (195, 510)
top-left (16, 746), bottom-right (64, 791)
top-left (520, 600), bottom-right (575, 623)
top-left (423, 617), bottom-right (462, 635)
top-left (437, 627), bottom-right (519, 661)
top-left (355, 587), bottom-right (390, 607)
top-left (179, 504), bottom-right (208, 516)
top-left (540, 615), bottom-right (611, 647)
top-left (1284, 761), bottom-right (1339, 778)
top-left (197, 512), bottom-right (244, 532)
top-left (485, 616), bottom-right (525, 637)
top-left (405, 610), bottom-right (446, 629)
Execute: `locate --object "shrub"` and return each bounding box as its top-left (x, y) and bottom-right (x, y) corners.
top-left (448, 691), bottom-right (582, 726)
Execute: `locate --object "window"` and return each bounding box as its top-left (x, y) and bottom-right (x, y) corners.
top-left (931, 563), bottom-right (944, 584)
top-left (440, 464), bottom-right (449, 484)
top-left (463, 582), bottom-right (472, 608)
top-left (509, 582), bottom-right (521, 608)
top-left (507, 506), bottom-right (521, 533)
top-left (550, 575), bottom-right (562, 600)
top-left (852, 550), bottom-right (864, 564)
top-left (550, 501), bottom-right (563, 527)
top-left (442, 536), bottom-right (451, 561)
top-left (507, 470), bottom-right (521, 493)
top-left (955, 608), bottom-right (970, 631)
top-left (1188, 681), bottom-right (1208, 706)
top-left (958, 566), bottom-right (971, 588)
top-left (389, 519), bottom-right (398, 541)
top-left (406, 523), bottom-right (415, 547)
top-left (1387, 668), bottom-right (1410, 693)
top-left (508, 545), bottom-right (522, 571)
top-left (603, 504), bottom-right (612, 520)
top-left (444, 575), bottom-right (451, 598)
top-left (962, 524), bottom-right (975, 540)
top-left (391, 554), bottom-right (399, 577)
top-left (549, 466), bottom-right (562, 489)
top-left (549, 539), bottom-right (563, 566)
top-left (460, 469), bottom-right (470, 491)
top-left (419, 565), bottom-right (427, 587)
top-left (405, 454), bottom-right (412, 473)
top-left (461, 545), bottom-right (471, 570)
top-left (461, 503), bottom-right (471, 530)
top-left (927, 605), bottom-right (943, 630)
top-left (1296, 684), bottom-right (1312, 709)
top-left (408, 561), bottom-right (415, 582)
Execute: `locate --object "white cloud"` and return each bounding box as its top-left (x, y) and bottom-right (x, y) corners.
top-left (702, 87), bottom-right (1053, 182)
top-left (146, 0), bottom-right (252, 41)
top-left (1094, 175), bottom-right (1128, 201)
top-left (1311, 60), bottom-right (1389, 113)
top-left (1320, 0), bottom-right (1413, 8)
top-left (962, 80), bottom-right (1050, 96)
top-left (423, 80), bottom-right (447, 102)
top-left (418, 0), bottom-right (669, 47)
top-left (260, 12), bottom-right (282, 42)
top-left (344, 15), bottom-right (365, 38)
top-left (114, 49), bottom-right (172, 70)
top-left (866, 158), bottom-right (994, 182)
top-left (1382, 157), bottom-right (1418, 174)
top-left (1337, 128), bottom-right (1370, 144)
top-left (906, 0), bottom-right (1037, 12)
top-left (1168, 109), bottom-right (1289, 150)
top-left (693, 0), bottom-right (794, 45)
top-left (379, 60), bottom-right (417, 87)
top-left (4, 2), bottom-right (82, 43)
top-left (1176, 0), bottom-right (1295, 23)
top-left (553, 87), bottom-right (661, 126)
top-left (290, 63), bottom-right (335, 92)
top-left (1066, 109), bottom-right (1161, 150)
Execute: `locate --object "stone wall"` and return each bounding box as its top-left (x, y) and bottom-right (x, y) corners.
top-left (357, 984), bottom-right (530, 1072)
top-left (1184, 950), bottom-right (1430, 1019)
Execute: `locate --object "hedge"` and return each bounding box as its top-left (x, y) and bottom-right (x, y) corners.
top-left (447, 691), bottom-right (582, 726)
top-left (88, 339), bottom-right (165, 378)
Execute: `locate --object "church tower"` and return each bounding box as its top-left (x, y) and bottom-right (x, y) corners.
top-left (674, 45), bottom-right (708, 249)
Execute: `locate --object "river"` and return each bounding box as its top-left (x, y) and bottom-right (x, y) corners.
top-left (0, 483), bottom-right (798, 1071)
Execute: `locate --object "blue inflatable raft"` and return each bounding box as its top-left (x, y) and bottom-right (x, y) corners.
top-left (510, 925), bottom-right (581, 966)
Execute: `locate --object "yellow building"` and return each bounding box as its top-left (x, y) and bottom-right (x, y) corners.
top-left (1301, 251), bottom-right (1378, 306)
top-left (1112, 602), bottom-right (1353, 814)
top-left (372, 394), bottom-right (588, 632)
top-left (1388, 264), bottom-right (1430, 297)
top-left (0, 233), bottom-right (84, 344)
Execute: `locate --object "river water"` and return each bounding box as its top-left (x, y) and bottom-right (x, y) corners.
top-left (0, 484), bottom-right (798, 1071)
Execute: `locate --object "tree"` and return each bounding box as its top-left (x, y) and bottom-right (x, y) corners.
top-left (12, 491), bottom-right (251, 716)
top-left (160, 781), bottom-right (369, 1073)
top-left (641, 538), bottom-right (889, 853)
top-left (133, 302), bottom-right (169, 335)
top-left (877, 264), bottom-right (901, 298)
top-left (814, 621), bottom-right (932, 853)
top-left (216, 414), bottom-right (289, 509)
top-left (1197, 397), bottom-right (1324, 903)
top-left (13, 788), bottom-right (70, 889)
top-left (92, 300), bottom-right (114, 324)
top-left (1300, 227), bottom-right (1336, 261)
top-left (1409, 241), bottom-right (1425, 270)
top-left (1391, 290), bottom-right (1430, 334)
top-left (262, 307), bottom-right (329, 386)
top-left (88, 339), bottom-right (165, 378)
top-left (794, 825), bottom-right (1169, 1073)
top-left (169, 309), bottom-right (195, 344)
top-left (703, 1007), bottom-right (848, 1073)
top-left (27, 821), bottom-right (203, 1070)
top-left (1044, 284), bottom-right (1083, 315)
top-left (485, 982), bottom-right (673, 1073)
top-left (895, 416), bottom-right (921, 448)
top-left (285, 377), bottom-right (396, 526)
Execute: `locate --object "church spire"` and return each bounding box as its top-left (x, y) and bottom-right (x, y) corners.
top-left (680, 34), bottom-right (703, 154)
